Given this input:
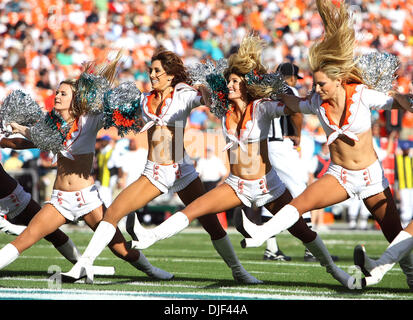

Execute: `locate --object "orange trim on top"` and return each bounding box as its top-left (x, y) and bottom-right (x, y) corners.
top-left (225, 101), bottom-right (254, 138)
top-left (146, 91), bottom-right (174, 117)
top-left (321, 83), bottom-right (359, 128)
top-left (63, 118), bottom-right (80, 147)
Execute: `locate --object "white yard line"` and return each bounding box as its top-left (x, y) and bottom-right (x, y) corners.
top-left (0, 277), bottom-right (408, 300)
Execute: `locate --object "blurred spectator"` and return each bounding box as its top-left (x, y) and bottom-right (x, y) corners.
top-left (346, 197), bottom-right (371, 230)
top-left (36, 68), bottom-right (52, 89)
top-left (117, 138), bottom-right (148, 189)
top-left (95, 135), bottom-right (115, 207)
top-left (195, 145), bottom-right (229, 229)
top-left (395, 140), bottom-right (413, 228)
top-left (3, 150), bottom-right (23, 171)
top-left (189, 106), bottom-right (209, 130)
top-left (195, 145), bottom-right (228, 191)
top-left (37, 151), bottom-right (56, 203)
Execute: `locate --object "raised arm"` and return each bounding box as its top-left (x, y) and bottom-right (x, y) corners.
top-left (389, 91), bottom-right (413, 113)
top-left (195, 84), bottom-right (211, 108)
top-left (278, 93), bottom-right (304, 113)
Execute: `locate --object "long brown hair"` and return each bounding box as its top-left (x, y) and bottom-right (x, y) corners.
top-left (62, 51), bottom-right (123, 119)
top-left (151, 48), bottom-right (190, 87)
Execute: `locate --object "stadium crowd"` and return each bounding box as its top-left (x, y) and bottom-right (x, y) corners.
top-left (0, 0), bottom-right (412, 229)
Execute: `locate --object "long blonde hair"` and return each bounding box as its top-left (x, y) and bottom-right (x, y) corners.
top-left (309, 0), bottom-right (363, 84)
top-left (224, 35), bottom-right (273, 101)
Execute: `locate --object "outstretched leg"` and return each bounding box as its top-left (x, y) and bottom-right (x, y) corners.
top-left (131, 183), bottom-right (243, 249)
top-left (61, 178), bottom-right (173, 283)
top-left (354, 227), bottom-right (413, 288)
top-left (8, 200), bottom-right (114, 275)
top-left (240, 175), bottom-right (349, 247)
top-left (0, 204), bottom-right (67, 270)
top-left (178, 178), bottom-right (262, 284)
top-left (355, 191), bottom-right (413, 289)
top-left (12, 200), bottom-right (68, 247)
top-left (130, 182), bottom-right (262, 283)
top-left (261, 190), bottom-right (356, 289)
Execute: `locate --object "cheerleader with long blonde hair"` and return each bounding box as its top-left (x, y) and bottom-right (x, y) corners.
top-left (236, 0), bottom-right (413, 290)
top-left (124, 35), bottom-right (358, 289)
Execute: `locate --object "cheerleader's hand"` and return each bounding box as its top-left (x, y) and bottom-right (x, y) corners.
top-left (9, 122), bottom-right (30, 137)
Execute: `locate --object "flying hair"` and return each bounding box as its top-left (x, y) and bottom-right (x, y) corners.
top-left (68, 50), bottom-right (123, 118)
top-left (224, 35), bottom-right (275, 100)
top-left (309, 0), bottom-right (363, 84)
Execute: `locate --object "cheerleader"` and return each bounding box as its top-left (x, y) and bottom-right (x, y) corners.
top-left (62, 48), bottom-right (260, 284)
top-left (237, 0), bottom-right (413, 289)
top-left (0, 55), bottom-right (173, 282)
top-left (126, 36), bottom-right (357, 289)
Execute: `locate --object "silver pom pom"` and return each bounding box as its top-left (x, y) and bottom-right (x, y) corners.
top-left (187, 59), bottom-right (228, 86)
top-left (357, 52), bottom-right (400, 93)
top-left (75, 73), bottom-right (111, 114)
top-left (103, 81), bottom-right (144, 136)
top-left (260, 72), bottom-right (289, 99)
top-left (29, 118), bottom-right (70, 154)
top-left (0, 90), bottom-right (43, 128)
top-left (246, 70), bottom-right (289, 99)
top-left (188, 59), bottom-right (230, 118)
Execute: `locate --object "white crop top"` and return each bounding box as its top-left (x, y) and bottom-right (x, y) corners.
top-left (140, 82), bottom-right (202, 132)
top-left (299, 83), bottom-right (394, 145)
top-left (57, 113), bottom-right (104, 161)
top-left (222, 98), bottom-right (285, 151)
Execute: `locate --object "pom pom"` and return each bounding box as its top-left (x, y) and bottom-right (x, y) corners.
top-left (188, 59), bottom-right (230, 118)
top-left (245, 70), bottom-right (289, 99)
top-left (75, 72), bottom-right (111, 114)
top-left (188, 59), bottom-right (228, 86)
top-left (206, 73), bottom-right (230, 118)
top-left (0, 90), bottom-right (43, 128)
top-left (29, 110), bottom-right (70, 154)
top-left (103, 81), bottom-right (144, 136)
top-left (357, 52), bottom-right (400, 93)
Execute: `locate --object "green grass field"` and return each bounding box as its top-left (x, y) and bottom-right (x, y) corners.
top-left (0, 226), bottom-right (411, 301)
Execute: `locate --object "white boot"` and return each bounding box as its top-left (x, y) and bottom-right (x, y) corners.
top-left (240, 205), bottom-right (300, 248)
top-left (355, 231), bottom-right (413, 287)
top-left (212, 235), bottom-right (262, 284)
top-left (61, 221), bottom-right (116, 284)
top-left (0, 217), bottom-right (26, 236)
top-left (60, 257), bottom-right (94, 284)
top-left (0, 243), bottom-right (19, 270)
top-left (130, 211), bottom-right (189, 250)
top-left (56, 238), bottom-right (115, 276)
top-left (130, 252), bottom-right (174, 280)
top-left (305, 235), bottom-right (356, 289)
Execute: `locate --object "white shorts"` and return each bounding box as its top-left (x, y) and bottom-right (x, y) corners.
top-left (326, 159), bottom-right (389, 200)
top-left (46, 184), bottom-right (103, 221)
top-left (142, 159), bottom-right (199, 194)
top-left (225, 168), bottom-right (286, 208)
top-left (0, 184), bottom-right (31, 219)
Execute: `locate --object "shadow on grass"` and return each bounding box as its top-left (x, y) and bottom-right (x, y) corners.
top-left (1, 270), bottom-right (410, 297)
